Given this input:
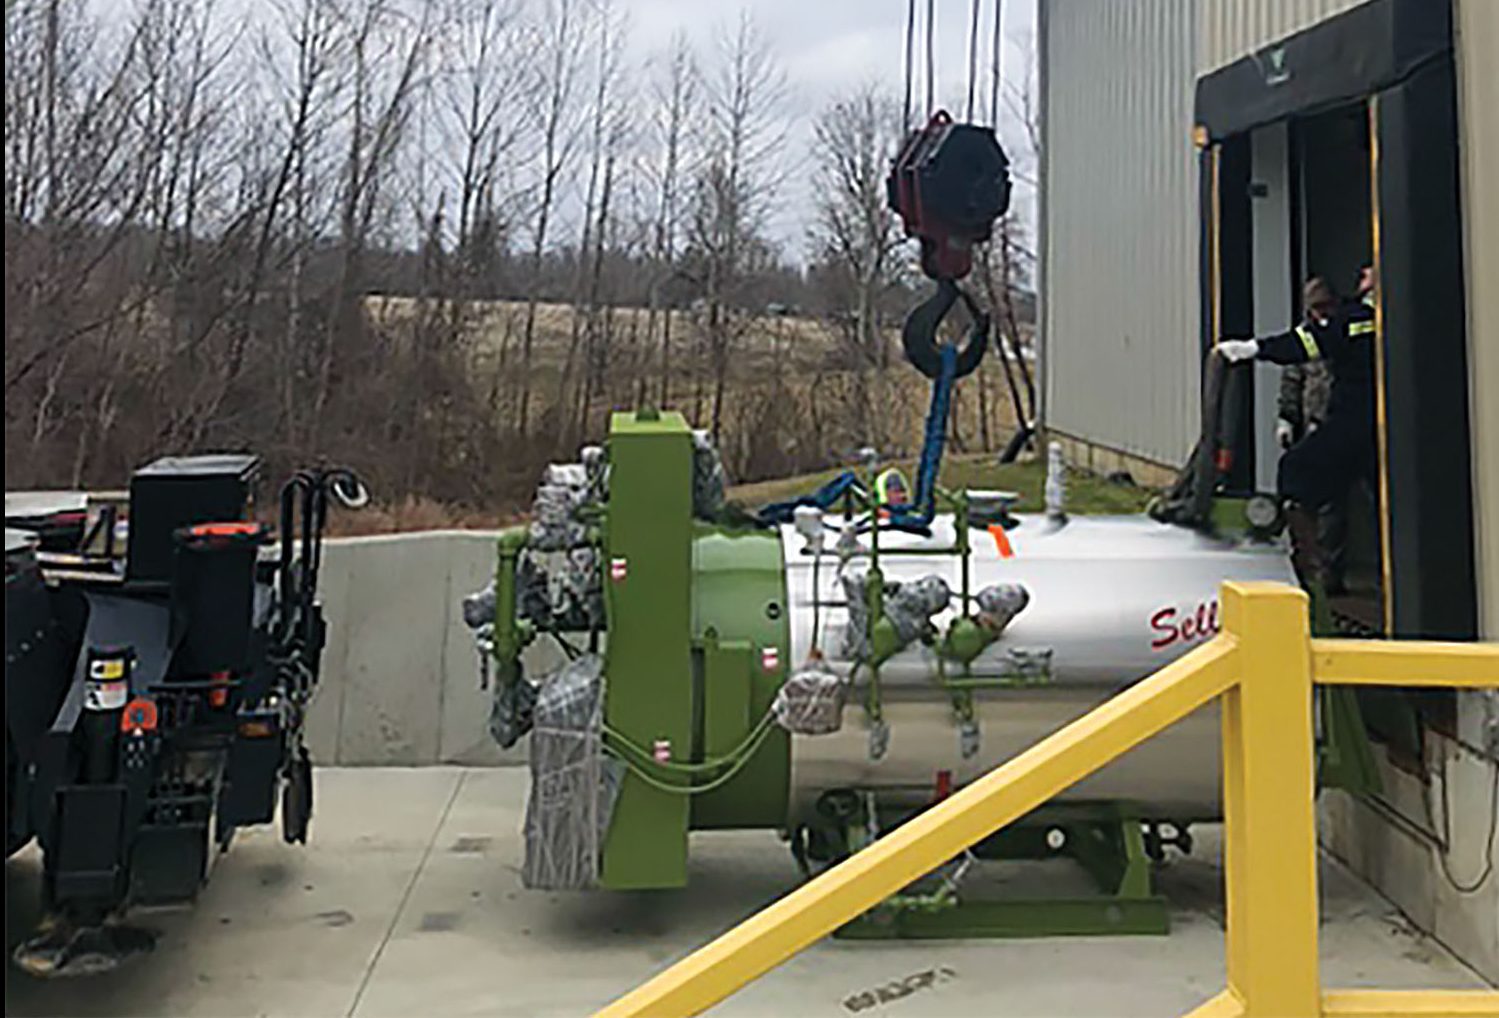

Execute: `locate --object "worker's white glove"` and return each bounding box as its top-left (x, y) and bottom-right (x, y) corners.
top-left (1276, 418), bottom-right (1295, 449)
top-left (1217, 339), bottom-right (1260, 363)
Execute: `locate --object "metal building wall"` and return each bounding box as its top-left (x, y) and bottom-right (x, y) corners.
top-left (1197, 0), bottom-right (1373, 73)
top-left (1038, 0), bottom-right (1201, 468)
top-left (1455, 0), bottom-right (1499, 642)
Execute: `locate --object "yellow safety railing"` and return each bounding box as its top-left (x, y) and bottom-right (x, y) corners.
top-left (596, 582), bottom-right (1499, 1018)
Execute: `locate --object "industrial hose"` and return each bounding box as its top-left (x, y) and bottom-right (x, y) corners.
top-left (603, 720), bottom-right (777, 797)
top-left (602, 708), bottom-right (776, 778)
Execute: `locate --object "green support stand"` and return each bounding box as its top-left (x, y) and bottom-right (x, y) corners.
top-left (831, 801), bottom-right (1171, 940)
top-left (599, 410), bottom-right (695, 889)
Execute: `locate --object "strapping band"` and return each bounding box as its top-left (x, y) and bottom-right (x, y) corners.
top-left (988, 524), bottom-right (1014, 558)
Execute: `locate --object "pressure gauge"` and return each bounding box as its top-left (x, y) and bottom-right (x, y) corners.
top-left (1245, 495), bottom-right (1280, 531)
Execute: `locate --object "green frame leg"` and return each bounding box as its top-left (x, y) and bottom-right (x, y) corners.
top-left (830, 800), bottom-right (1171, 940)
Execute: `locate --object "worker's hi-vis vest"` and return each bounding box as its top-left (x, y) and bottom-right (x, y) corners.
top-left (1259, 299), bottom-right (1376, 431)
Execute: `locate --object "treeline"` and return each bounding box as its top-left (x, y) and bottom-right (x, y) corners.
top-left (4, 0), bottom-right (1037, 514)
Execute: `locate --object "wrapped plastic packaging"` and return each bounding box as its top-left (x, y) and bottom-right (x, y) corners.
top-left (772, 662), bottom-right (846, 735)
top-left (529, 463), bottom-right (595, 551)
top-left (840, 572), bottom-right (951, 661)
top-left (691, 430), bottom-right (728, 519)
top-left (521, 655), bottom-right (622, 890)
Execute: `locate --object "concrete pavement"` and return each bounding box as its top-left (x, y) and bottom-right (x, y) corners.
top-left (5, 767), bottom-right (1488, 1017)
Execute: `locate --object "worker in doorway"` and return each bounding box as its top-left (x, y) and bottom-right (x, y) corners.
top-left (874, 467), bottom-right (912, 510)
top-left (1219, 273), bottom-right (1377, 589)
top-left (1277, 350), bottom-right (1344, 592)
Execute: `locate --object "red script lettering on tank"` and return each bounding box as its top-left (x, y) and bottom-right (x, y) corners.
top-left (1150, 599), bottom-right (1221, 650)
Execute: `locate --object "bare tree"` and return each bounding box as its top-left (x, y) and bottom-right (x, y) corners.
top-left (4, 0), bottom-right (243, 481)
top-left (1000, 27), bottom-right (1041, 194)
top-left (313, 0), bottom-right (433, 442)
top-left (808, 82), bottom-right (904, 445)
top-left (559, 0), bottom-right (632, 447)
top-left (441, 0), bottom-right (524, 292)
top-left (7, 0), bottom-right (964, 521)
top-left (639, 31), bottom-right (697, 407)
top-left (513, 0), bottom-right (585, 437)
top-left (259, 0), bottom-right (345, 442)
top-left (687, 8), bottom-right (787, 440)
top-left (5, 0), bottom-right (171, 398)
top-left (111, 0), bottom-right (242, 458)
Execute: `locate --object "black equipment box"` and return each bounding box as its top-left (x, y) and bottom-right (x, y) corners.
top-left (125, 455), bottom-right (260, 584)
top-left (171, 522), bottom-right (268, 674)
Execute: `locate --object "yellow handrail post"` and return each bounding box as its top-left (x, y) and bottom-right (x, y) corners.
top-left (1220, 582), bottom-right (1321, 1016)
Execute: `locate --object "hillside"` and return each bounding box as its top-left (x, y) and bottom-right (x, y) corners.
top-left (362, 294), bottom-right (1035, 488)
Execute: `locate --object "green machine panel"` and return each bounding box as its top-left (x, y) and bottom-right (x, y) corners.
top-left (689, 525), bottom-right (791, 830)
top-left (599, 410), bottom-right (695, 888)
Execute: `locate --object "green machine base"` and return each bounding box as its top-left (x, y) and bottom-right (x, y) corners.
top-left (815, 799), bottom-right (1171, 940)
top-left (836, 896), bottom-right (1169, 940)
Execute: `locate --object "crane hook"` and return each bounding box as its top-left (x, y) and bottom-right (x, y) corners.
top-left (901, 277), bottom-right (989, 381)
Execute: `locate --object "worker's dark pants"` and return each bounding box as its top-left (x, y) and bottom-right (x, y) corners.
top-left (1320, 496), bottom-right (1351, 587)
top-left (1278, 416), bottom-right (1377, 515)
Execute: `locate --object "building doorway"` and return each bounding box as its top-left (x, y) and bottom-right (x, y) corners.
top-left (1197, 1), bottom-right (1478, 768)
top-left (1289, 102), bottom-right (1382, 634)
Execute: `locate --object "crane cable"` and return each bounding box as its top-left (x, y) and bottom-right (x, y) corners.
top-left (902, 0), bottom-right (916, 134)
top-left (925, 0), bottom-right (935, 119)
top-left (908, 0), bottom-right (1000, 128)
top-left (990, 0), bottom-right (1005, 127)
top-left (966, 0), bottom-right (982, 122)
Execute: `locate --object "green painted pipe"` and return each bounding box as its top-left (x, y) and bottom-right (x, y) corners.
top-left (492, 526), bottom-right (532, 686)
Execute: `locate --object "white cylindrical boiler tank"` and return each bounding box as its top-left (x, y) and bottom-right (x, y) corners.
top-left (781, 513), bottom-right (1296, 820)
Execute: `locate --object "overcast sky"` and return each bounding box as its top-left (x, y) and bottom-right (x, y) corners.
top-left (626, 0), bottom-right (1036, 103)
top-left (621, 0), bottom-right (1040, 253)
top-left (101, 0), bottom-right (1038, 258)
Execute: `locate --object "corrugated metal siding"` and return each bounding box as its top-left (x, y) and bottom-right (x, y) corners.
top-left (1455, 0), bottom-right (1499, 639)
top-left (1197, 0), bottom-right (1374, 74)
top-left (1039, 0), bottom-right (1201, 467)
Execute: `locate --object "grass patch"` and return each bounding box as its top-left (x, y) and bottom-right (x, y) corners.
top-left (727, 453), bottom-right (1157, 517)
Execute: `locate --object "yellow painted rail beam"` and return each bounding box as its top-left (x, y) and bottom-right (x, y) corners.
top-left (1191, 989), bottom-right (1499, 1018)
top-left (1322, 990), bottom-right (1499, 1017)
top-left (1312, 638), bottom-right (1499, 688)
top-left (594, 636), bottom-right (1240, 1018)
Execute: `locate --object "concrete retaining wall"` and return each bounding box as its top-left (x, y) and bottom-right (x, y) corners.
top-left (305, 530), bottom-right (535, 767)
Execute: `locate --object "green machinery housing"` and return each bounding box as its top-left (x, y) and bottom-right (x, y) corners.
top-left (473, 409), bottom-right (1375, 937)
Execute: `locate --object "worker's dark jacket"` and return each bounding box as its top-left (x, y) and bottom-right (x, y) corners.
top-left (1256, 298), bottom-right (1377, 508)
top-left (1255, 298), bottom-right (1375, 433)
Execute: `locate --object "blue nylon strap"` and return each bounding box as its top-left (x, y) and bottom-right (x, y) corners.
top-left (884, 343), bottom-right (957, 532)
top-left (754, 471), bottom-right (863, 526)
top-left (755, 344), bottom-right (958, 532)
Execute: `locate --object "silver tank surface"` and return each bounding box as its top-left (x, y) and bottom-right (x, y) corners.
top-left (782, 513), bottom-right (1295, 820)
